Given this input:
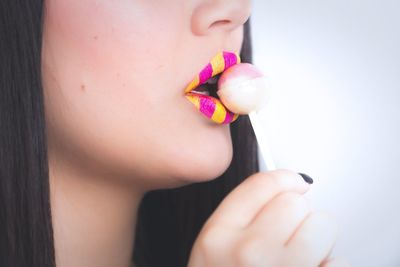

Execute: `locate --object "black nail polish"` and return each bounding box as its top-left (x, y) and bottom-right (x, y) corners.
top-left (298, 173), bottom-right (314, 184)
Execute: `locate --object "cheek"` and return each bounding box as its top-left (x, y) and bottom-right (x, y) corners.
top-left (43, 0), bottom-right (182, 92)
top-left (43, 1), bottom-right (180, 170)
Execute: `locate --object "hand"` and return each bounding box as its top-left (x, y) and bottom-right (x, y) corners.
top-left (187, 170), bottom-right (350, 267)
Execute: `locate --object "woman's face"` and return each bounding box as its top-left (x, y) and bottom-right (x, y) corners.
top-left (42, 0), bottom-right (251, 189)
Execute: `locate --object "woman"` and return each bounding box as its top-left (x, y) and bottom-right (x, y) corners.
top-left (0, 0), bottom-right (348, 266)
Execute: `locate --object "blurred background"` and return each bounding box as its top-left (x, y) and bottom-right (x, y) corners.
top-left (252, 0), bottom-right (400, 266)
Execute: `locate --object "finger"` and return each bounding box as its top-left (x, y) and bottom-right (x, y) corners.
top-left (247, 192), bottom-right (312, 246)
top-left (285, 211), bottom-right (339, 267)
top-left (320, 258), bottom-right (352, 267)
top-left (205, 170), bottom-right (311, 229)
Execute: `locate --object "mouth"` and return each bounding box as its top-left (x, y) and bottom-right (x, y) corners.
top-left (184, 51), bottom-right (241, 124)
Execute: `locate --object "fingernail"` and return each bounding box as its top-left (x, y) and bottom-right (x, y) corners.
top-left (298, 173), bottom-right (314, 184)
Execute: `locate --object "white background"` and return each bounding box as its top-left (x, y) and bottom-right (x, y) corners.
top-left (252, 0), bottom-right (400, 266)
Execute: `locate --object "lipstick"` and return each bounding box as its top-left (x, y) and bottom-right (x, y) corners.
top-left (184, 51), bottom-right (241, 124)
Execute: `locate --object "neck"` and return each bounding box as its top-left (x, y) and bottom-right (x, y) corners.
top-left (49, 154), bottom-right (144, 267)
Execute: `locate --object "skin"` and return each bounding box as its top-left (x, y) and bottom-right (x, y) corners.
top-left (188, 170), bottom-right (351, 267)
top-left (41, 1), bottom-right (349, 267)
top-left (42, 0), bottom-right (249, 266)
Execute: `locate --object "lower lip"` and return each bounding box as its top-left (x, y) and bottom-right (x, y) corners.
top-left (185, 91), bottom-right (239, 124)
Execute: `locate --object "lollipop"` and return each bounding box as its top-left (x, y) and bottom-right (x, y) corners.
top-left (218, 63), bottom-right (276, 170)
top-left (184, 52), bottom-right (276, 170)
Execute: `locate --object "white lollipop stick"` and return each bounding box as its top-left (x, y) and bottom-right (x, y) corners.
top-left (217, 63), bottom-right (276, 171)
top-left (248, 111), bottom-right (276, 171)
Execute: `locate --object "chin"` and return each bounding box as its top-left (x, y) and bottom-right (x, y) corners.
top-left (170, 137), bottom-right (234, 185)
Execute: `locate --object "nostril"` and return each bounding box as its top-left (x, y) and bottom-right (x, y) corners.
top-left (209, 19), bottom-right (231, 29)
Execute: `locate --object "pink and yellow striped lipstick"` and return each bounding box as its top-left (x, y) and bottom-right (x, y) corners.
top-left (184, 51), bottom-right (241, 124)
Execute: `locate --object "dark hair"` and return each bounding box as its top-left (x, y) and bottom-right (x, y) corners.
top-left (0, 0), bottom-right (55, 266)
top-left (0, 0), bottom-right (258, 266)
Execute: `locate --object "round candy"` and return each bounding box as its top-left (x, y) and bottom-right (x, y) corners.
top-left (217, 63), bottom-right (271, 114)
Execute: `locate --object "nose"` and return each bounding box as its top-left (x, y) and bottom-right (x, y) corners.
top-left (191, 0), bottom-right (252, 36)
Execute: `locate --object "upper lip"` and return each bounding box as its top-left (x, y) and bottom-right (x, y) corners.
top-left (184, 51), bottom-right (241, 94)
